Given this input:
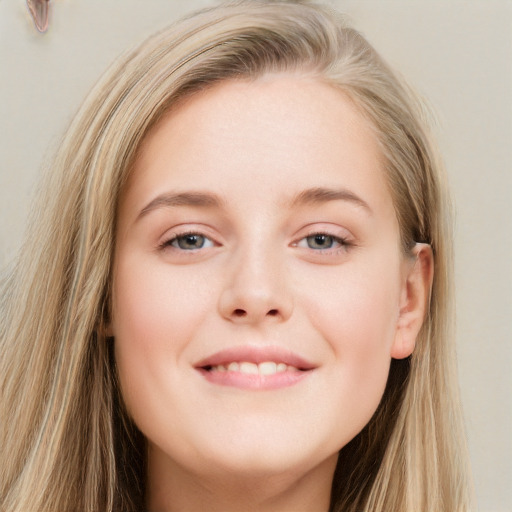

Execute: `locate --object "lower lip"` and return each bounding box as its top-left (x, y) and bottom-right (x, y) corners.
top-left (197, 368), bottom-right (311, 390)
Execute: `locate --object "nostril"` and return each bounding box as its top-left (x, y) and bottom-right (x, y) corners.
top-left (233, 309), bottom-right (247, 317)
top-left (267, 309), bottom-right (278, 316)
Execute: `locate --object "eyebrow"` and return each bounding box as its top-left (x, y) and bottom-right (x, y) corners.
top-left (136, 186), bottom-right (372, 221)
top-left (288, 187), bottom-right (372, 214)
top-left (137, 191), bottom-right (224, 220)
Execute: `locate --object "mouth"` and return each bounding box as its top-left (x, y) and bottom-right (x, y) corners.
top-left (195, 346), bottom-right (315, 390)
top-left (203, 361), bottom-right (303, 375)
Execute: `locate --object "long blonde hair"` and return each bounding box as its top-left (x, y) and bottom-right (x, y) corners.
top-left (0, 1), bottom-right (473, 511)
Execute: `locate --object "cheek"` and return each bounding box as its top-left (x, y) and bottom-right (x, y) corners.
top-left (112, 250), bottom-right (214, 341)
top-left (301, 258), bottom-right (402, 421)
top-left (305, 256), bottom-right (401, 349)
top-left (111, 253), bottom-right (212, 413)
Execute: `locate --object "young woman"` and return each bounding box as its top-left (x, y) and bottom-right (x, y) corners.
top-left (0, 1), bottom-right (473, 511)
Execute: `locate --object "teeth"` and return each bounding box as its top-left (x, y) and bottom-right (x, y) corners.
top-left (277, 363), bottom-right (287, 373)
top-left (210, 361), bottom-right (299, 375)
top-left (239, 362), bottom-right (259, 374)
top-left (259, 361), bottom-right (277, 375)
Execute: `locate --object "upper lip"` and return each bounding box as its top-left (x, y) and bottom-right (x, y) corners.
top-left (195, 345), bottom-right (316, 370)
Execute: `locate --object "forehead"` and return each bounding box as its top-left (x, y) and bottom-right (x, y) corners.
top-left (121, 74), bottom-right (393, 222)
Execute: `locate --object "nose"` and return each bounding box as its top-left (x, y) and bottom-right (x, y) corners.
top-left (218, 245), bottom-right (293, 325)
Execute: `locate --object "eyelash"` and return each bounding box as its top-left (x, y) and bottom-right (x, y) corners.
top-left (159, 230), bottom-right (352, 255)
top-left (159, 231), bottom-right (216, 251)
top-left (296, 232), bottom-right (351, 254)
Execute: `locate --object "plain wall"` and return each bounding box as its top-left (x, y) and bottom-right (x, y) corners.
top-left (1, 1), bottom-right (511, 510)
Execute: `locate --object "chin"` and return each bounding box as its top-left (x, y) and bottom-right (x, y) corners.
top-left (178, 421), bottom-right (340, 481)
top-left (193, 446), bottom-right (332, 484)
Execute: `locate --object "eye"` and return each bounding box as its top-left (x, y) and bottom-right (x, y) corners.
top-left (164, 233), bottom-right (215, 251)
top-left (297, 233), bottom-right (347, 251)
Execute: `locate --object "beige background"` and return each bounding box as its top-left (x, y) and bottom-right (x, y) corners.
top-left (1, 1), bottom-right (511, 510)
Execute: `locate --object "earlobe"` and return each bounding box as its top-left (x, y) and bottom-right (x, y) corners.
top-left (100, 299), bottom-right (115, 338)
top-left (391, 243), bottom-right (434, 359)
top-left (97, 311), bottom-right (115, 339)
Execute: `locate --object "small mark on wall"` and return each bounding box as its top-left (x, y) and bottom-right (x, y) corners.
top-left (27, 0), bottom-right (51, 33)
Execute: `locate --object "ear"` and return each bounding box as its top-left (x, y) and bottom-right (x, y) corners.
top-left (97, 300), bottom-right (115, 339)
top-left (391, 243), bottom-right (434, 359)
top-left (104, 323), bottom-right (114, 338)
top-left (97, 319), bottom-right (114, 339)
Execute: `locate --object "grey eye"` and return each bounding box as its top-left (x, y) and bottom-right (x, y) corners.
top-left (172, 234), bottom-right (212, 250)
top-left (306, 234), bottom-right (336, 250)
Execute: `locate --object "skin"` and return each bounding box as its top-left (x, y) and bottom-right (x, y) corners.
top-left (111, 73), bottom-right (433, 512)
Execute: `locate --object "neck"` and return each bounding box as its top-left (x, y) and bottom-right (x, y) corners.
top-left (146, 446), bottom-right (337, 512)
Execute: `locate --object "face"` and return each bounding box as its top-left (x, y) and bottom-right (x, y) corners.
top-left (112, 74), bottom-right (417, 482)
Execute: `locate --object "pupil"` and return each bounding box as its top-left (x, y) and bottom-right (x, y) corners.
top-left (180, 234), bottom-right (203, 249)
top-left (308, 234), bottom-right (333, 249)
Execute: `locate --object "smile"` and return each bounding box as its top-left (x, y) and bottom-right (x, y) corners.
top-left (195, 346), bottom-right (315, 390)
top-left (207, 361), bottom-right (300, 375)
